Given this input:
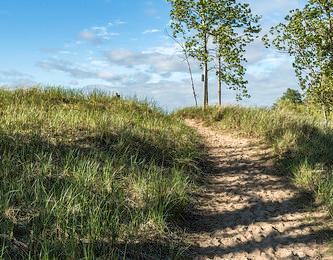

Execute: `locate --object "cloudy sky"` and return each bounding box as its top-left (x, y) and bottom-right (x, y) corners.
top-left (0, 0), bottom-right (306, 110)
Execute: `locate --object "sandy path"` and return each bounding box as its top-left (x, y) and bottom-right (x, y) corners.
top-left (185, 120), bottom-right (332, 260)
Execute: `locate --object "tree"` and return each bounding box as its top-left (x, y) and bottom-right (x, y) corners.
top-left (167, 0), bottom-right (260, 110)
top-left (213, 12), bottom-right (260, 106)
top-left (307, 76), bottom-right (333, 126)
top-left (263, 0), bottom-right (333, 91)
top-left (166, 0), bottom-right (216, 110)
top-left (279, 88), bottom-right (303, 104)
top-left (273, 88), bottom-right (303, 110)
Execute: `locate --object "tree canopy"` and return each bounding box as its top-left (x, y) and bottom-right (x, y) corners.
top-left (263, 0), bottom-right (333, 90)
top-left (167, 0), bottom-right (260, 109)
top-left (279, 88), bottom-right (303, 105)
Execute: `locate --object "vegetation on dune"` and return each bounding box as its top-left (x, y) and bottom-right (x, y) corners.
top-left (176, 105), bottom-right (333, 216)
top-left (2, 0), bottom-right (333, 257)
top-left (274, 88), bottom-right (303, 107)
top-left (0, 87), bottom-right (205, 259)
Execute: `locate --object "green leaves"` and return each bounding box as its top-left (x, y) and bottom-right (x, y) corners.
top-left (264, 0), bottom-right (333, 124)
top-left (307, 76), bottom-right (333, 124)
top-left (167, 0), bottom-right (261, 105)
top-left (212, 1), bottom-right (260, 100)
top-left (264, 0), bottom-right (333, 91)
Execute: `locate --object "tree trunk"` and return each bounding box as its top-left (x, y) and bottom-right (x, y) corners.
top-left (323, 106), bottom-right (329, 127)
top-left (218, 56), bottom-right (222, 106)
top-left (204, 60), bottom-right (209, 109)
top-left (203, 34), bottom-right (209, 110)
top-left (185, 55), bottom-right (198, 107)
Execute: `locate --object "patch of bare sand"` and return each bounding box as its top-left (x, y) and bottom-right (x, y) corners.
top-left (185, 119), bottom-right (332, 260)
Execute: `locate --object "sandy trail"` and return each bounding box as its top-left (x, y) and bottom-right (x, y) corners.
top-left (185, 120), bottom-right (332, 260)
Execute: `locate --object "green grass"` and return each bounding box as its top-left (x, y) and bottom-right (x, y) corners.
top-left (176, 105), bottom-right (333, 216)
top-left (0, 87), bottom-right (205, 259)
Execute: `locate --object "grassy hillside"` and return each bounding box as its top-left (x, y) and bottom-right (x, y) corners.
top-left (176, 106), bottom-right (333, 216)
top-left (0, 88), bottom-right (204, 259)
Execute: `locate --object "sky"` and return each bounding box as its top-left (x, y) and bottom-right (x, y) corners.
top-left (0, 0), bottom-right (306, 111)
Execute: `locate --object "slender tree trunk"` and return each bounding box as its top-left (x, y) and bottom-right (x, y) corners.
top-left (204, 60), bottom-right (209, 109)
top-left (202, 67), bottom-right (205, 110)
top-left (185, 53), bottom-right (198, 107)
top-left (218, 56), bottom-right (222, 106)
top-left (323, 106), bottom-right (329, 127)
top-left (203, 34), bottom-right (209, 110)
top-left (166, 30), bottom-right (198, 107)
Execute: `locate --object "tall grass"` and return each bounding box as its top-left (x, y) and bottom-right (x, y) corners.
top-left (176, 105), bottom-right (333, 216)
top-left (0, 87), bottom-right (204, 258)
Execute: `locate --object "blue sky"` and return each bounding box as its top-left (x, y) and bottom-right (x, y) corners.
top-left (0, 0), bottom-right (306, 110)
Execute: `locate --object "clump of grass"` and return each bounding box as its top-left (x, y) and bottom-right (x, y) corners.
top-left (291, 160), bottom-right (324, 190)
top-left (176, 105), bottom-right (333, 215)
top-left (0, 87), bottom-right (204, 258)
top-left (318, 174), bottom-right (333, 217)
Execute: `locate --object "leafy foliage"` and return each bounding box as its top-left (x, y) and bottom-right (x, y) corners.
top-left (263, 0), bottom-right (333, 90)
top-left (277, 88), bottom-right (303, 105)
top-left (213, 3), bottom-right (261, 100)
top-left (167, 0), bottom-right (261, 107)
top-left (307, 76), bottom-right (333, 125)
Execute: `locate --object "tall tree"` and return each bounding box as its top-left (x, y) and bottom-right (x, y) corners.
top-left (167, 0), bottom-right (260, 109)
top-left (263, 0), bottom-right (333, 91)
top-left (212, 5), bottom-right (260, 105)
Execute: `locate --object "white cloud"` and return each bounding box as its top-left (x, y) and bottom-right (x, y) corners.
top-left (247, 51), bottom-right (291, 80)
top-left (107, 20), bottom-right (126, 27)
top-left (114, 20), bottom-right (126, 25)
top-left (38, 59), bottom-right (96, 79)
top-left (82, 79), bottom-right (200, 111)
top-left (37, 58), bottom-right (152, 86)
top-left (33, 0), bottom-right (306, 110)
top-left (0, 70), bottom-right (36, 87)
top-left (143, 29), bottom-right (161, 34)
top-left (79, 26), bottom-right (119, 45)
top-left (69, 80), bottom-right (79, 86)
top-left (105, 48), bottom-right (192, 74)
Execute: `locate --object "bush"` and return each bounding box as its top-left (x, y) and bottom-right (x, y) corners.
top-left (273, 88), bottom-right (303, 110)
